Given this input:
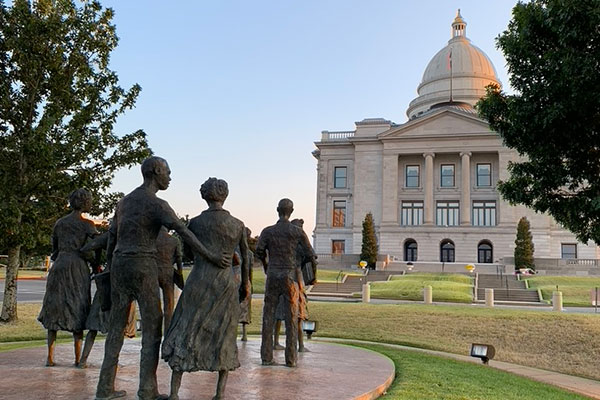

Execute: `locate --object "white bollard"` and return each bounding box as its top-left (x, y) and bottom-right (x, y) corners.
top-left (424, 285), bottom-right (433, 304)
top-left (485, 288), bottom-right (494, 307)
top-left (552, 291), bottom-right (563, 312)
top-left (362, 283), bottom-right (370, 303)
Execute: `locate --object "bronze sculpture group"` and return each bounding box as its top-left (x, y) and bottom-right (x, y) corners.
top-left (38, 156), bottom-right (316, 400)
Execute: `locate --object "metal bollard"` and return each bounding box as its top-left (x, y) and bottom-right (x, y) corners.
top-left (485, 288), bottom-right (494, 307)
top-left (424, 285), bottom-right (433, 304)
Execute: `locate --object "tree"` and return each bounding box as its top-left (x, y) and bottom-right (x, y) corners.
top-left (360, 212), bottom-right (377, 269)
top-left (514, 217), bottom-right (535, 270)
top-left (0, 0), bottom-right (151, 322)
top-left (477, 0), bottom-right (600, 244)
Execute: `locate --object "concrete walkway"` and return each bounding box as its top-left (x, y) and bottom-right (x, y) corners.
top-left (0, 338), bottom-right (394, 400)
top-left (317, 337), bottom-right (600, 400)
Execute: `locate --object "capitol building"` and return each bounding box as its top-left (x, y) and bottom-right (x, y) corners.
top-left (312, 11), bottom-right (599, 265)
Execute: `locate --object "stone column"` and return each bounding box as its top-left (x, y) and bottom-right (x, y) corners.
top-left (381, 153), bottom-right (399, 223)
top-left (460, 152), bottom-right (472, 225)
top-left (423, 152), bottom-right (435, 225)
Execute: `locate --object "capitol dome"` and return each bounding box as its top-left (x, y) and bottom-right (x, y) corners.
top-left (406, 10), bottom-right (502, 119)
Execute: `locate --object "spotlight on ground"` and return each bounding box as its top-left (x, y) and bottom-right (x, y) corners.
top-left (302, 320), bottom-right (318, 339)
top-left (470, 343), bottom-right (495, 364)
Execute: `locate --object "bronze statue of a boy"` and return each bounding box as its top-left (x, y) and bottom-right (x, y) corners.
top-left (256, 198), bottom-right (316, 367)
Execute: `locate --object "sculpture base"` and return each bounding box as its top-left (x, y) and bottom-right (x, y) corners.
top-left (0, 337), bottom-right (394, 400)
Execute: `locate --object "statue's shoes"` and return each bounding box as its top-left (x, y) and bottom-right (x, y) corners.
top-left (95, 390), bottom-right (126, 400)
top-left (261, 360), bottom-right (275, 366)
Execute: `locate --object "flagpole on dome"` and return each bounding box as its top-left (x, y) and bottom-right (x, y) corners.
top-left (449, 48), bottom-right (453, 103)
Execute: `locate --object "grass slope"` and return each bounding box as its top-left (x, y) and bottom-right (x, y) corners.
top-left (525, 276), bottom-right (600, 307)
top-left (354, 342), bottom-right (588, 400)
top-left (367, 273), bottom-right (473, 302)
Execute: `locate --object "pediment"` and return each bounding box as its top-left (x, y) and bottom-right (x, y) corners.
top-left (378, 108), bottom-right (494, 140)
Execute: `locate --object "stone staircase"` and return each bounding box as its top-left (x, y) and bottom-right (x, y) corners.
top-left (309, 270), bottom-right (393, 297)
top-left (476, 274), bottom-right (541, 303)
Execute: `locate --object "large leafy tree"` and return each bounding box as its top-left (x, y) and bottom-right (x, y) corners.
top-left (0, 0), bottom-right (151, 322)
top-left (477, 0), bottom-right (600, 244)
top-left (360, 212), bottom-right (378, 269)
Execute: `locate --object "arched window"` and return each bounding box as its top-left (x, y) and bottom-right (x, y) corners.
top-left (404, 239), bottom-right (418, 262)
top-left (440, 239), bottom-right (455, 262)
top-left (478, 241), bottom-right (493, 263)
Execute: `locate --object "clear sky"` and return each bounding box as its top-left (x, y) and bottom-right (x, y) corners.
top-left (102, 0), bottom-right (518, 239)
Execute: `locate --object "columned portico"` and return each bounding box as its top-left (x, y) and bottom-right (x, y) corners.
top-left (423, 152), bottom-right (435, 225)
top-left (460, 151), bottom-right (471, 225)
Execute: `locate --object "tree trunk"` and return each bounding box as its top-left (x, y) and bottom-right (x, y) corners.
top-left (1, 246), bottom-right (21, 322)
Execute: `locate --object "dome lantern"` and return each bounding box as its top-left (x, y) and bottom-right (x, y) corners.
top-left (451, 9), bottom-right (467, 39)
top-left (406, 11), bottom-right (501, 119)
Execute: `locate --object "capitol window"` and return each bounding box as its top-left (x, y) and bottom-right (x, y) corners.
top-left (334, 166), bottom-right (347, 188)
top-left (441, 164), bottom-right (455, 187)
top-left (332, 200), bottom-right (346, 227)
top-left (472, 201), bottom-right (496, 226)
top-left (332, 240), bottom-right (345, 254)
top-left (436, 201), bottom-right (459, 226)
top-left (406, 165), bottom-right (420, 188)
top-left (401, 201), bottom-right (423, 225)
top-left (477, 163), bottom-right (492, 187)
top-left (561, 243), bottom-right (577, 259)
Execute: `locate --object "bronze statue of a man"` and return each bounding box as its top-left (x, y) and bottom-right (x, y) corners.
top-left (155, 226), bottom-right (183, 333)
top-left (95, 157), bottom-right (231, 400)
top-left (256, 198), bottom-right (316, 367)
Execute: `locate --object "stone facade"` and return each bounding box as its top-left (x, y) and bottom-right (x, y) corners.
top-left (312, 11), bottom-right (599, 265)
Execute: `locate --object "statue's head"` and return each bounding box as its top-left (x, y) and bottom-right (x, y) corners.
top-left (69, 188), bottom-right (92, 212)
top-left (200, 177), bottom-right (229, 203)
top-left (291, 218), bottom-right (304, 228)
top-left (141, 156), bottom-right (171, 190)
top-left (277, 198), bottom-right (294, 218)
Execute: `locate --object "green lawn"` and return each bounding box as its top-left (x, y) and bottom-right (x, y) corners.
top-left (524, 276), bottom-right (600, 306)
top-left (0, 299), bottom-right (600, 399)
top-left (365, 273), bottom-right (473, 302)
top-left (243, 300), bottom-right (600, 381)
top-left (353, 342), bottom-right (588, 400)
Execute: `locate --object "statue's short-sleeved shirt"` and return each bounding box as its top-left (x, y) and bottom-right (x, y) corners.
top-left (256, 220), bottom-right (315, 271)
top-left (112, 187), bottom-right (185, 257)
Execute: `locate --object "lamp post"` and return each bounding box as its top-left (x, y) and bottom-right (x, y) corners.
top-left (301, 320), bottom-right (318, 340)
top-left (359, 260), bottom-right (367, 284)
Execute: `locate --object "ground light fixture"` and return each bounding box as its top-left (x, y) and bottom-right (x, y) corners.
top-left (302, 320), bottom-right (318, 339)
top-left (406, 262), bottom-right (414, 272)
top-left (470, 343), bottom-right (495, 364)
